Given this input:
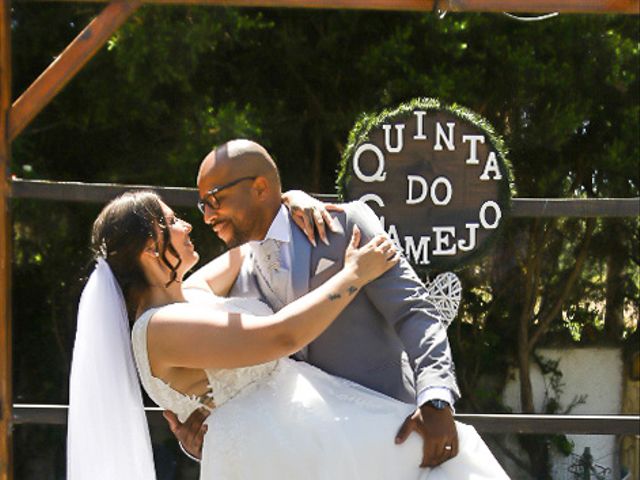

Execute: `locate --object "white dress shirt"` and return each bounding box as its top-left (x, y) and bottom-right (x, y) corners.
top-left (248, 205), bottom-right (294, 303)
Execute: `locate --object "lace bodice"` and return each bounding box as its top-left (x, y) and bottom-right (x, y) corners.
top-left (131, 295), bottom-right (278, 422)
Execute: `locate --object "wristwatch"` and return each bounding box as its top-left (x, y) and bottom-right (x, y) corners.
top-left (426, 399), bottom-right (450, 410)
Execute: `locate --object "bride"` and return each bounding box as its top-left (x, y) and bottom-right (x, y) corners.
top-left (67, 190), bottom-right (508, 479)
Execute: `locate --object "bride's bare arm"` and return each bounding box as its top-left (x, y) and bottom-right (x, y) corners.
top-left (148, 227), bottom-right (397, 371)
top-left (182, 246), bottom-right (245, 297)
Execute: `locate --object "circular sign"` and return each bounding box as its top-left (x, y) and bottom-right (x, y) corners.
top-left (337, 98), bottom-right (514, 270)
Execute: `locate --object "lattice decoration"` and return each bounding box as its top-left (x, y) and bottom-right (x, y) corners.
top-left (567, 448), bottom-right (612, 480)
top-left (424, 272), bottom-right (462, 328)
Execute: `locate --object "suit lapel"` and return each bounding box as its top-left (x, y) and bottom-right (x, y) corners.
top-left (290, 221), bottom-right (311, 301)
top-left (288, 220), bottom-right (312, 361)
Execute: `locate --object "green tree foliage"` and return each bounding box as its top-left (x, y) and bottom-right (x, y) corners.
top-left (9, 5), bottom-right (638, 478)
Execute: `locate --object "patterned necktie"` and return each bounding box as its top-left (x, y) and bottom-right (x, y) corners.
top-left (253, 239), bottom-right (289, 311)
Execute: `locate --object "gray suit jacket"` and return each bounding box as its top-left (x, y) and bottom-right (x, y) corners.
top-left (229, 201), bottom-right (460, 404)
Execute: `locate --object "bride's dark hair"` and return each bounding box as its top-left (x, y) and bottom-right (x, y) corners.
top-left (91, 191), bottom-right (182, 320)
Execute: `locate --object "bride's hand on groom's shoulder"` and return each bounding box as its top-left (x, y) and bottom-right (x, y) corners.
top-left (344, 227), bottom-right (399, 283)
top-left (164, 409), bottom-right (209, 461)
top-left (282, 190), bottom-right (342, 247)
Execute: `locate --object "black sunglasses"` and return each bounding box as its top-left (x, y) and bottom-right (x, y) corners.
top-left (197, 176), bottom-right (257, 214)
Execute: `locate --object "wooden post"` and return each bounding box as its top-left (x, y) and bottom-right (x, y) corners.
top-left (0, 0), bottom-right (12, 477)
top-left (8, 0), bottom-right (140, 141)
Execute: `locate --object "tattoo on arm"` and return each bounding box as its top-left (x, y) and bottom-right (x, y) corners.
top-left (328, 293), bottom-right (341, 301)
top-left (347, 286), bottom-right (358, 296)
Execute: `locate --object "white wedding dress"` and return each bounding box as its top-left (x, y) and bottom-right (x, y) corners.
top-left (131, 296), bottom-right (509, 480)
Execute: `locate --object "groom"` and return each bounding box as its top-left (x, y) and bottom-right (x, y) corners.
top-left (172, 139), bottom-right (461, 468)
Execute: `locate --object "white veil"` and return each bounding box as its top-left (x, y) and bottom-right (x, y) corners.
top-left (67, 259), bottom-right (156, 479)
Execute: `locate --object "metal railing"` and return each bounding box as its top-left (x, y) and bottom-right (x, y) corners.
top-left (12, 404), bottom-right (640, 435)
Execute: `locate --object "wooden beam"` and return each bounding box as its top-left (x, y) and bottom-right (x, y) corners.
top-left (439, 0), bottom-right (639, 14)
top-left (7, 1), bottom-right (141, 142)
top-left (453, 413), bottom-right (640, 435)
top-left (8, 178), bottom-right (640, 218)
top-left (0, 0), bottom-right (12, 478)
top-left (9, 178), bottom-right (201, 207)
top-left (13, 0), bottom-right (640, 14)
top-left (509, 197), bottom-right (640, 218)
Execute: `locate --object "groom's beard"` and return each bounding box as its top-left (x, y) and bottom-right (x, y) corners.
top-left (212, 218), bottom-right (253, 249)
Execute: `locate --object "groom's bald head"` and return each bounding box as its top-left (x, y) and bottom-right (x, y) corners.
top-left (196, 140), bottom-right (283, 247)
top-left (197, 140), bottom-right (281, 193)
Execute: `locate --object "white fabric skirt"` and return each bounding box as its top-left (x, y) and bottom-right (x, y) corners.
top-left (200, 359), bottom-right (508, 479)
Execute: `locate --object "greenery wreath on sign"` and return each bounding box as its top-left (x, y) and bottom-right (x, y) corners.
top-left (336, 98), bottom-right (515, 271)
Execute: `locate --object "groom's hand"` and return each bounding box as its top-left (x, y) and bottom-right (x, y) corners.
top-left (163, 409), bottom-right (209, 461)
top-left (395, 404), bottom-right (458, 467)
